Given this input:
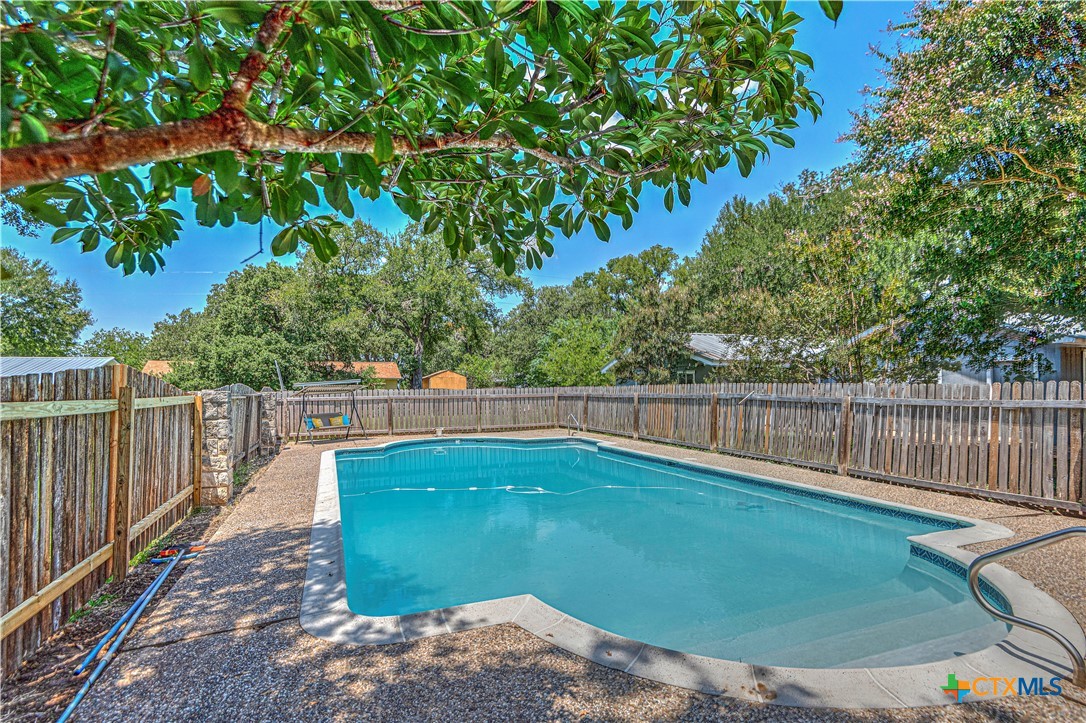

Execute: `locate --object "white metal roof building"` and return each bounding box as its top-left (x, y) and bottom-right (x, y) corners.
top-left (0, 357), bottom-right (117, 377)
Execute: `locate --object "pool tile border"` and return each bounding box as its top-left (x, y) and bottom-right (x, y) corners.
top-left (301, 436), bottom-right (1085, 709)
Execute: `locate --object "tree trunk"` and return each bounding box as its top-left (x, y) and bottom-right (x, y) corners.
top-left (413, 337), bottom-right (424, 389)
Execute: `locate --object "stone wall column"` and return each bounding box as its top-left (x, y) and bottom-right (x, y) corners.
top-left (198, 390), bottom-right (234, 505)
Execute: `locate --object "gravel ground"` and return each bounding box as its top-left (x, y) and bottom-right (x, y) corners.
top-left (68, 432), bottom-right (1086, 722)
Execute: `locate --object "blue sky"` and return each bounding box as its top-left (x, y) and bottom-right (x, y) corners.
top-left (1, 1), bottom-right (911, 336)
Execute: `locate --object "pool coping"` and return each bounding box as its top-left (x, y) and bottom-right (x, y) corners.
top-left (300, 435), bottom-right (1085, 709)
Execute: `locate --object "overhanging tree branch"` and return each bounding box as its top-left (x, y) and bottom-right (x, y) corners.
top-left (0, 113), bottom-right (525, 190)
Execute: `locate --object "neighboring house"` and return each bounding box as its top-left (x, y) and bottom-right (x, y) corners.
top-left (142, 360), bottom-right (176, 378)
top-left (848, 317), bottom-right (1086, 385)
top-left (937, 326), bottom-right (1086, 385)
top-left (314, 361), bottom-right (402, 389)
top-left (421, 370), bottom-right (467, 390)
top-left (602, 334), bottom-right (826, 384)
top-left (0, 356), bottom-right (117, 377)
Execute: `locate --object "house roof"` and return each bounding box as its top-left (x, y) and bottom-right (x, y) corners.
top-left (319, 361), bottom-right (402, 380)
top-left (142, 360), bottom-right (176, 377)
top-left (0, 356), bottom-right (117, 377)
top-left (686, 334), bottom-right (761, 365)
top-left (422, 369), bottom-right (464, 379)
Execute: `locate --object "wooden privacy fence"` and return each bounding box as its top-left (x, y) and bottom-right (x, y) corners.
top-left (276, 381), bottom-right (1085, 513)
top-left (1, 366), bottom-right (200, 675)
top-left (222, 384), bottom-right (262, 468)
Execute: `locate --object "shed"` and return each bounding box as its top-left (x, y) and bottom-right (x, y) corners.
top-left (0, 356), bottom-right (117, 377)
top-left (421, 370), bottom-right (467, 390)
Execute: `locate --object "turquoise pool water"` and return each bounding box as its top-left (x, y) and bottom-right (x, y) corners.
top-left (335, 439), bottom-right (1007, 668)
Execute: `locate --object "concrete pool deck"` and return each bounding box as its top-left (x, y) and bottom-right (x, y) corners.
top-left (75, 431), bottom-right (1086, 722)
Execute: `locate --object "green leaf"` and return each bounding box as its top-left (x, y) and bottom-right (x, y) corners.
top-left (271, 227), bottom-right (298, 256)
top-left (504, 120), bottom-right (538, 148)
top-left (215, 152), bottom-right (241, 193)
top-left (485, 38), bottom-right (505, 89)
top-left (104, 243), bottom-right (126, 268)
top-left (350, 1), bottom-right (401, 63)
top-left (767, 131), bottom-right (795, 148)
top-left (356, 154), bottom-right (382, 190)
top-left (51, 227), bottom-right (81, 244)
top-left (374, 126), bottom-right (394, 163)
top-left (188, 45), bottom-right (211, 92)
top-left (283, 153), bottom-right (303, 184)
top-left (20, 114), bottom-right (49, 144)
top-left (290, 73), bottom-right (324, 108)
top-left (817, 0), bottom-right (844, 22)
top-left (663, 186), bottom-right (675, 212)
top-left (27, 31), bottom-right (63, 75)
top-left (588, 215), bottom-right (610, 242)
top-left (518, 100), bottom-right (559, 128)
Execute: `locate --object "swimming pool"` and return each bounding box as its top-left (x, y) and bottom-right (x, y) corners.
top-left (302, 437), bottom-right (1082, 706)
top-left (334, 437), bottom-right (1010, 667)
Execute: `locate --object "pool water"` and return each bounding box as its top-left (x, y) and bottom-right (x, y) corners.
top-left (335, 439), bottom-right (1007, 668)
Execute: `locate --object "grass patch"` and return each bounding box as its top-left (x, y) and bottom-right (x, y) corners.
top-left (129, 529), bottom-right (173, 567)
top-left (232, 462), bottom-right (254, 491)
top-left (68, 592), bottom-right (118, 623)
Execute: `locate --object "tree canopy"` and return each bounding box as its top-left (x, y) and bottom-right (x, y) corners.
top-left (848, 0), bottom-right (1086, 376)
top-left (0, 247), bottom-right (94, 356)
top-left (79, 326), bottom-right (150, 367)
top-left (2, 0), bottom-right (838, 274)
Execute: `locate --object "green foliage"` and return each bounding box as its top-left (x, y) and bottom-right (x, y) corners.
top-left (2, 1), bottom-right (836, 274)
top-left (67, 591), bottom-right (118, 623)
top-left (151, 219), bottom-right (520, 390)
top-left (536, 317), bottom-right (615, 387)
top-left (0, 247), bottom-right (94, 356)
top-left (848, 0), bottom-right (1086, 375)
top-left (79, 326), bottom-right (149, 368)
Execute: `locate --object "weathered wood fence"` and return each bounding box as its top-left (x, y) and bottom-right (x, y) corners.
top-left (1, 366), bottom-right (199, 675)
top-left (276, 381), bottom-right (1085, 514)
top-left (222, 384), bottom-right (262, 468)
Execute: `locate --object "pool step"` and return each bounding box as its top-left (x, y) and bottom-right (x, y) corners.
top-left (831, 620), bottom-right (1009, 668)
top-left (677, 561), bottom-right (959, 649)
top-left (707, 586), bottom-right (951, 662)
top-left (749, 598), bottom-right (1001, 668)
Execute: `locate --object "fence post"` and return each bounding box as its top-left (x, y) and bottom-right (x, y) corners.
top-left (709, 393), bottom-right (718, 451)
top-left (554, 391), bottom-right (559, 429)
top-left (476, 392), bottom-right (482, 432)
top-left (987, 383), bottom-right (1000, 491)
top-left (192, 395), bottom-right (203, 508)
top-left (837, 395), bottom-right (853, 477)
top-left (632, 393), bottom-right (640, 440)
top-left (106, 365), bottom-right (128, 576)
top-left (387, 397), bottom-right (394, 435)
top-left (764, 383), bottom-right (773, 455)
top-left (112, 386), bottom-right (135, 582)
top-left (582, 393), bottom-right (588, 431)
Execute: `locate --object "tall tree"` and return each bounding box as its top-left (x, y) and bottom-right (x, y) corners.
top-left (2, 1), bottom-right (838, 274)
top-left (317, 221), bottom-right (523, 388)
top-left (536, 317), bottom-right (616, 387)
top-left (848, 0), bottom-right (1086, 376)
top-left (79, 326), bottom-right (150, 368)
top-left (0, 248), bottom-right (93, 356)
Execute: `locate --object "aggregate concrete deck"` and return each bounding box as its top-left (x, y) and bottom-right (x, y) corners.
top-left (74, 432), bottom-right (1086, 722)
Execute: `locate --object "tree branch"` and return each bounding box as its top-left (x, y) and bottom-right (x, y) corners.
top-left (0, 112), bottom-right (520, 190)
top-left (220, 2), bottom-right (295, 111)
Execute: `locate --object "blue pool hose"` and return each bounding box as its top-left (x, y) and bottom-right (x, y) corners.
top-left (72, 551), bottom-right (198, 672)
top-left (58, 550), bottom-right (188, 723)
